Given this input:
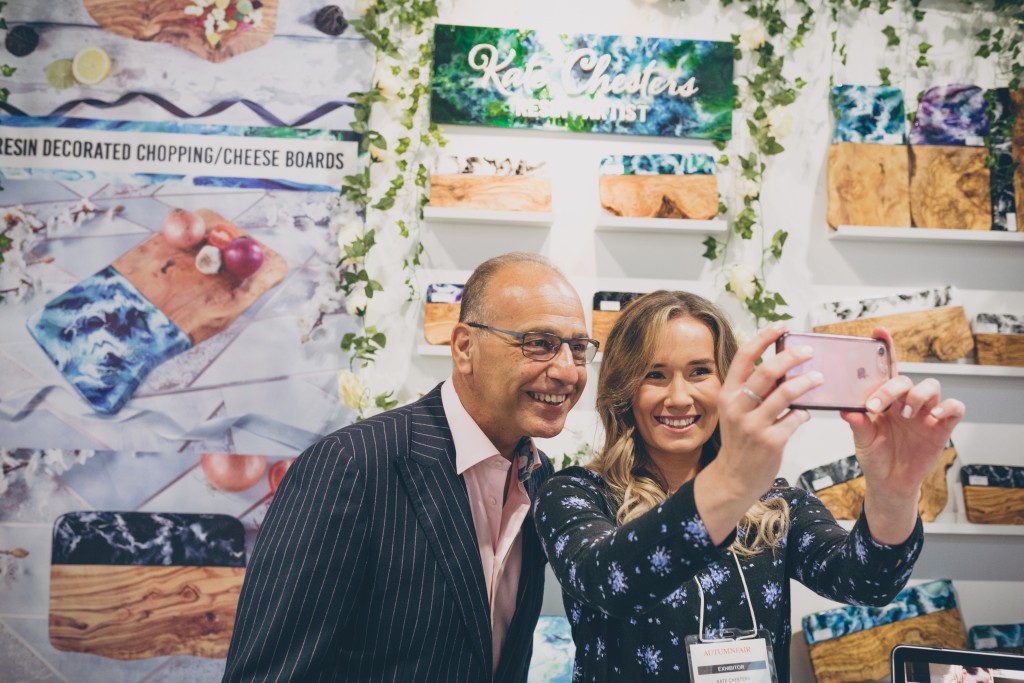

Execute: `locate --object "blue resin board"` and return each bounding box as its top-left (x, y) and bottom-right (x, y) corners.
top-left (27, 208), bottom-right (287, 414)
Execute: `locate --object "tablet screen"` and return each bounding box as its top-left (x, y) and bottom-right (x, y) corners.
top-left (892, 645), bottom-right (1024, 683)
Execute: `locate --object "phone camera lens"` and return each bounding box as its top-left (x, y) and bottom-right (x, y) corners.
top-left (877, 345), bottom-right (886, 356)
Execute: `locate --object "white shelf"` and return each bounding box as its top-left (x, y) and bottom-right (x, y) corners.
top-left (423, 206), bottom-right (554, 227)
top-left (898, 362), bottom-right (1024, 378)
top-left (839, 520), bottom-right (1024, 537)
top-left (595, 215), bottom-right (728, 235)
top-left (830, 225), bottom-right (1024, 244)
top-left (418, 343), bottom-right (451, 357)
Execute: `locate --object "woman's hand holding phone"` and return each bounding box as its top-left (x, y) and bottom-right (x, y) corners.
top-left (839, 327), bottom-right (966, 545)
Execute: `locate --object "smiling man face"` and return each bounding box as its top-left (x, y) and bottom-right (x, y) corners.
top-left (451, 258), bottom-right (589, 459)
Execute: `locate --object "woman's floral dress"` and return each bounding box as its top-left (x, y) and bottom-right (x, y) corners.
top-left (533, 467), bottom-right (923, 682)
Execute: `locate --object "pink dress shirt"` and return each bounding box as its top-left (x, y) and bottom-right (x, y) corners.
top-left (441, 378), bottom-right (541, 675)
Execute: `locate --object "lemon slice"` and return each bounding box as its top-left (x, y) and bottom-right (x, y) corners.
top-left (46, 60), bottom-right (76, 90)
top-left (72, 46), bottom-right (112, 85)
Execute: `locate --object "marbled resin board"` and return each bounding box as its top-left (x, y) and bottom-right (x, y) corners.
top-left (973, 314), bottom-right (1024, 368)
top-left (961, 465), bottom-right (1024, 525)
top-left (424, 283), bottom-right (464, 345)
top-left (988, 88), bottom-right (1019, 231)
top-left (804, 579), bottom-right (967, 683)
top-left (598, 154), bottom-right (718, 219)
top-left (26, 267), bottom-right (194, 415)
top-left (27, 209), bottom-right (286, 414)
top-left (592, 291), bottom-right (646, 348)
top-left (910, 85), bottom-right (989, 147)
top-left (49, 511), bottom-right (247, 659)
top-left (970, 623), bottom-right (1024, 654)
top-left (428, 156), bottom-right (551, 212)
top-left (831, 85), bottom-right (907, 144)
top-left (796, 444), bottom-right (956, 522)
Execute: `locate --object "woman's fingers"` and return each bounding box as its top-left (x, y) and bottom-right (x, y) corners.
top-left (723, 322), bottom-right (788, 393)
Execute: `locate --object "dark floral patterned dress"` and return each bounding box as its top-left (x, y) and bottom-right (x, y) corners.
top-left (533, 467), bottom-right (923, 682)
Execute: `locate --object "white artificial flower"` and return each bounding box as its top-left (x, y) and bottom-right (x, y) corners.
top-left (369, 144), bottom-right (398, 165)
top-left (355, 0), bottom-right (375, 16)
top-left (739, 24), bottom-right (766, 52)
top-left (727, 264), bottom-right (758, 302)
top-left (767, 106), bottom-right (794, 139)
top-left (376, 68), bottom-right (406, 101)
top-left (337, 370), bottom-right (368, 412)
top-left (739, 177), bottom-right (760, 199)
top-left (336, 219), bottom-right (364, 251)
top-left (345, 289), bottom-right (369, 317)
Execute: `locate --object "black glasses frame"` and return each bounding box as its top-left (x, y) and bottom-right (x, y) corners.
top-left (467, 322), bottom-right (599, 365)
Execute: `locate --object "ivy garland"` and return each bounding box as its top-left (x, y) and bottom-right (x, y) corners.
top-left (334, 0), bottom-right (446, 417)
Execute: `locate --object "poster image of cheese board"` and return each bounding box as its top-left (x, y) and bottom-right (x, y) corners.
top-left (27, 207), bottom-right (287, 415)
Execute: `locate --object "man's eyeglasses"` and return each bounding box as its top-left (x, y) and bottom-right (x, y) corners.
top-left (467, 323), bottom-right (600, 365)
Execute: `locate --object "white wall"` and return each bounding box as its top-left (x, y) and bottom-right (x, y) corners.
top-left (368, 0), bottom-right (1024, 679)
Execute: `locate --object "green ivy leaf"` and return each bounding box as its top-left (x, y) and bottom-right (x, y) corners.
top-left (915, 55), bottom-right (928, 68)
top-left (878, 67), bottom-right (892, 85)
top-left (882, 26), bottom-right (900, 47)
top-left (769, 230), bottom-right (788, 259)
top-left (702, 236), bottom-right (721, 260)
top-left (918, 42), bottom-right (932, 54)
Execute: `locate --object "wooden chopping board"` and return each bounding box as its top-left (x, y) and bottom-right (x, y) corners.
top-left (827, 142), bottom-right (911, 229)
top-left (599, 175), bottom-right (718, 220)
top-left (910, 146), bottom-right (992, 229)
top-left (812, 307), bottom-right (975, 363)
top-left (112, 208), bottom-right (287, 345)
top-left (808, 609), bottom-right (967, 683)
top-left (83, 0), bottom-right (278, 63)
top-left (49, 564), bottom-right (245, 659)
top-left (429, 175), bottom-right (553, 212)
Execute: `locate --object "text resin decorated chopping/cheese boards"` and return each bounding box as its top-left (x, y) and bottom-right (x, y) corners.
top-left (27, 208), bottom-right (287, 414)
top-left (973, 313), bottom-right (1024, 367)
top-left (598, 154), bottom-right (718, 220)
top-left (591, 291), bottom-right (645, 349)
top-left (83, 0), bottom-right (279, 63)
top-left (49, 511), bottom-right (246, 659)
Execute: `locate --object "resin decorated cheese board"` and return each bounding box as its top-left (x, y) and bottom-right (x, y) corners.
top-left (83, 0), bottom-right (279, 63)
top-left (27, 208), bottom-right (287, 414)
top-left (48, 511), bottom-right (247, 659)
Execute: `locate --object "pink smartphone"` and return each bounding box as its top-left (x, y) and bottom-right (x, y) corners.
top-left (775, 332), bottom-right (892, 411)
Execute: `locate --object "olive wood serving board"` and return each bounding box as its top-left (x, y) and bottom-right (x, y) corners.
top-left (112, 209), bottom-right (287, 345)
top-left (812, 307), bottom-right (974, 363)
top-left (599, 174), bottom-right (718, 220)
top-left (428, 176), bottom-right (553, 212)
top-left (49, 564), bottom-right (245, 659)
top-left (808, 609), bottom-right (967, 683)
top-left (826, 142), bottom-right (911, 229)
top-left (83, 0), bottom-right (278, 63)
top-left (813, 444), bottom-right (957, 522)
top-left (909, 146), bottom-right (992, 230)
top-left (424, 302), bottom-right (460, 345)
top-left (975, 333), bottom-right (1024, 367)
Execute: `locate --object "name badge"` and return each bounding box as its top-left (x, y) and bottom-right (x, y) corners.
top-left (685, 629), bottom-right (779, 683)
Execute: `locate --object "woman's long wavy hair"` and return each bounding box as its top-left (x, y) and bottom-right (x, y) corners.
top-left (590, 291), bottom-right (789, 556)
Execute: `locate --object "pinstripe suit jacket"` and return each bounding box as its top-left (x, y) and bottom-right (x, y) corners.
top-left (222, 384), bottom-right (554, 683)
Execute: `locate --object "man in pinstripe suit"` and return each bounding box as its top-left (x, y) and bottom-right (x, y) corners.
top-left (222, 252), bottom-right (595, 682)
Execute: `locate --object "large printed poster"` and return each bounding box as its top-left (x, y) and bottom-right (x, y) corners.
top-left (0, 2), bottom-right (371, 680)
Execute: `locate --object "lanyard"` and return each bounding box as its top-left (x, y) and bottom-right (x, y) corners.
top-left (693, 552), bottom-right (759, 642)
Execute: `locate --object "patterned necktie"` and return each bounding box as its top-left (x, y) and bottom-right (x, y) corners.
top-left (514, 435), bottom-right (538, 483)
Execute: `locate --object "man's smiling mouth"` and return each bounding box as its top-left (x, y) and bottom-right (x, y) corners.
top-left (528, 392), bottom-right (568, 405)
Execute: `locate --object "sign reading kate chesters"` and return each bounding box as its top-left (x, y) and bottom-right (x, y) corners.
top-left (430, 24), bottom-right (734, 140)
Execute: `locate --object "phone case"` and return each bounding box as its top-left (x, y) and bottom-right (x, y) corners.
top-left (776, 332), bottom-right (892, 411)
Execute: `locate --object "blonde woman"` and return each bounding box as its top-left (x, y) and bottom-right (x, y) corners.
top-left (533, 291), bottom-right (964, 682)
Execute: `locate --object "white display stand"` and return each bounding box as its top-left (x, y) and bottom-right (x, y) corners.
top-left (423, 206), bottom-right (554, 227)
top-left (830, 225), bottom-right (1024, 244)
top-left (594, 215), bottom-right (728, 235)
